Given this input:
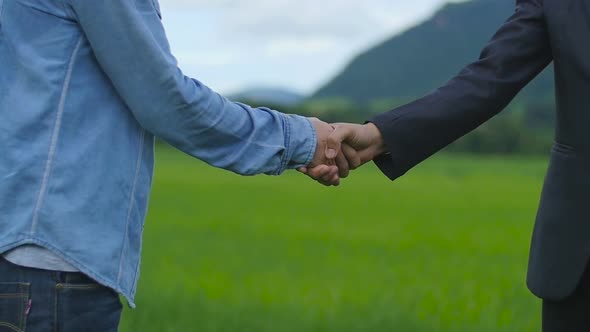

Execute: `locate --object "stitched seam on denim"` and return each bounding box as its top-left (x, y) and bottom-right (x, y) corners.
top-left (302, 117), bottom-right (316, 167)
top-left (18, 287), bottom-right (24, 332)
top-left (130, 219), bottom-right (143, 295)
top-left (275, 113), bottom-right (291, 175)
top-left (21, 307), bottom-right (26, 332)
top-left (56, 284), bottom-right (99, 290)
top-left (0, 293), bottom-right (27, 297)
top-left (0, 322), bottom-right (23, 332)
top-left (131, 138), bottom-right (155, 295)
top-left (54, 285), bottom-right (58, 332)
top-left (117, 129), bottom-right (146, 283)
top-left (18, 297), bottom-right (23, 332)
top-left (30, 36), bottom-right (83, 235)
top-left (0, 283), bottom-right (31, 288)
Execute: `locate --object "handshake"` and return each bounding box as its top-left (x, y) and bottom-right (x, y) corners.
top-left (302, 118), bottom-right (388, 186)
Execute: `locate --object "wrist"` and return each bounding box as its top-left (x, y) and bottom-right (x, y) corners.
top-left (365, 123), bottom-right (387, 156)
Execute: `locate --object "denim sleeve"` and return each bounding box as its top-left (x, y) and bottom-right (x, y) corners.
top-left (67, 0), bottom-right (315, 175)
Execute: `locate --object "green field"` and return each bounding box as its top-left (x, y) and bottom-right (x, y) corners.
top-left (120, 147), bottom-right (550, 332)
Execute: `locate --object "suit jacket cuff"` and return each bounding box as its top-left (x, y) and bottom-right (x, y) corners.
top-left (368, 112), bottom-right (412, 181)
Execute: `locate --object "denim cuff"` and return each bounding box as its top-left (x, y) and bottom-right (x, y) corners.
top-left (277, 114), bottom-right (316, 174)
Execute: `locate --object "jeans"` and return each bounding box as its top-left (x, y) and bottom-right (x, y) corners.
top-left (0, 257), bottom-right (122, 332)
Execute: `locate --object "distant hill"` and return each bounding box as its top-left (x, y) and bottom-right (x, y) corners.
top-left (228, 87), bottom-right (305, 107)
top-left (313, 0), bottom-right (554, 105)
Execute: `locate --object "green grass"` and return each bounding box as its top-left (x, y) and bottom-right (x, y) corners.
top-left (120, 147), bottom-right (549, 332)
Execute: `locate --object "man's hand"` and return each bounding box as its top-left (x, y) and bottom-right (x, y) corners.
top-left (328, 123), bottom-right (387, 170)
top-left (298, 118), bottom-right (351, 186)
top-left (301, 122), bottom-right (387, 184)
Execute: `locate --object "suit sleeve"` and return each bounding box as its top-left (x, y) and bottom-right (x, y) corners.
top-left (370, 0), bottom-right (552, 180)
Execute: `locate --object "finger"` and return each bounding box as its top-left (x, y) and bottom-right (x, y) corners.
top-left (342, 144), bottom-right (362, 170)
top-left (316, 167), bottom-right (338, 186)
top-left (321, 166), bottom-right (338, 182)
top-left (335, 150), bottom-right (350, 178)
top-left (317, 178), bottom-right (333, 187)
top-left (306, 165), bottom-right (332, 181)
top-left (324, 172), bottom-right (340, 186)
top-left (297, 167), bottom-right (308, 173)
top-left (321, 175), bottom-right (340, 187)
top-left (331, 174), bottom-right (340, 186)
top-left (357, 146), bottom-right (380, 165)
top-left (326, 125), bottom-right (355, 160)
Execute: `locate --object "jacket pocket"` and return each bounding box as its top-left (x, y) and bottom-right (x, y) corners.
top-left (56, 282), bottom-right (122, 331)
top-left (536, 144), bottom-right (590, 232)
top-left (529, 146), bottom-right (590, 298)
top-left (0, 283), bottom-right (30, 332)
top-left (552, 141), bottom-right (576, 155)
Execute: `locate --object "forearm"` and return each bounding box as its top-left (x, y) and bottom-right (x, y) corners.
top-left (136, 78), bottom-right (316, 175)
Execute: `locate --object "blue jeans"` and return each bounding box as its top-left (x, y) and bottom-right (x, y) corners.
top-left (0, 257), bottom-right (122, 331)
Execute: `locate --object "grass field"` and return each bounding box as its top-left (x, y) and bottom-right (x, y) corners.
top-left (119, 147), bottom-right (550, 332)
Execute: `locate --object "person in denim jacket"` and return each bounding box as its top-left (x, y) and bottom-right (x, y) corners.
top-left (0, 1), bottom-right (345, 330)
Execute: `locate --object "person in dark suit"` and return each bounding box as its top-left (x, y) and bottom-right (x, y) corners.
top-left (301, 0), bottom-right (590, 330)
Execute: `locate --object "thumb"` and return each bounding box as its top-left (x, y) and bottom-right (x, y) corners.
top-left (325, 125), bottom-right (354, 160)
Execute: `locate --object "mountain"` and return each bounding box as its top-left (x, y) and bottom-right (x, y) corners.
top-left (228, 87), bottom-right (305, 107)
top-left (313, 0), bottom-right (554, 105)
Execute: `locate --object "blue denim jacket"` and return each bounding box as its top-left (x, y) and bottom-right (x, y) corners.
top-left (0, 0), bottom-right (316, 307)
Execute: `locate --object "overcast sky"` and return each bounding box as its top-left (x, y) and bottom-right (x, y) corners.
top-left (159, 0), bottom-right (462, 96)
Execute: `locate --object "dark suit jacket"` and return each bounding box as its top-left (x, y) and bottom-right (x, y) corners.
top-left (370, 0), bottom-right (590, 301)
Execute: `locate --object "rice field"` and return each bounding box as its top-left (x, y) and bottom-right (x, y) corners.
top-left (120, 147), bottom-right (549, 332)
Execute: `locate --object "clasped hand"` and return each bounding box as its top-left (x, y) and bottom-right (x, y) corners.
top-left (300, 118), bottom-right (386, 186)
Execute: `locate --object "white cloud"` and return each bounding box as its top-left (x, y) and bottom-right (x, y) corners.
top-left (160, 0), bottom-right (444, 40)
top-left (158, 0), bottom-right (453, 94)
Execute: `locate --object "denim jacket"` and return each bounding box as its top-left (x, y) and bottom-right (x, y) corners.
top-left (0, 0), bottom-right (316, 307)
